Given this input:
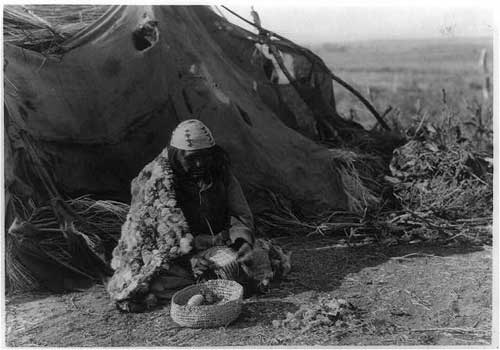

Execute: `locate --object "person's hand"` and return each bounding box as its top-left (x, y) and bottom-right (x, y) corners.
top-left (235, 242), bottom-right (253, 264)
top-left (190, 255), bottom-right (214, 279)
top-left (194, 232), bottom-right (229, 251)
top-left (213, 231), bottom-right (229, 246)
top-left (193, 235), bottom-right (214, 251)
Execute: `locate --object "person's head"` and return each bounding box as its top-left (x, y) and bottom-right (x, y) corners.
top-left (168, 119), bottom-right (230, 182)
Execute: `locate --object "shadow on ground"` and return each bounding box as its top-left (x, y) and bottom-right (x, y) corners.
top-left (6, 236), bottom-right (483, 303)
top-left (5, 236), bottom-right (491, 347)
top-left (266, 237), bottom-right (485, 297)
top-left (235, 300), bottom-right (299, 328)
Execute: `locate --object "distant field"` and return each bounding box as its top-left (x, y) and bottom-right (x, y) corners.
top-left (312, 37), bottom-right (493, 128)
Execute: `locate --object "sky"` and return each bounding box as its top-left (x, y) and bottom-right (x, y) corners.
top-left (220, 4), bottom-right (495, 44)
top-left (1, 0), bottom-right (495, 42)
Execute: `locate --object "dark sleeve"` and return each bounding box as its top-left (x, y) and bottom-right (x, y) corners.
top-left (226, 171), bottom-right (255, 246)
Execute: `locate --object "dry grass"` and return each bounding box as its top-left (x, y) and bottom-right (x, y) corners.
top-left (3, 5), bottom-right (109, 53)
top-left (329, 148), bottom-right (383, 213)
top-left (6, 196), bottom-right (129, 292)
top-left (385, 98), bottom-right (493, 240)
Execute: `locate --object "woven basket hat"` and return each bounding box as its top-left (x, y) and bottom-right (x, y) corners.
top-left (170, 119), bottom-right (216, 151)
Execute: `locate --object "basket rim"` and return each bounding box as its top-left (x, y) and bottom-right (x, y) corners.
top-left (171, 279), bottom-right (243, 307)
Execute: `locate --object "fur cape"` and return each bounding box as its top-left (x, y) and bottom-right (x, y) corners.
top-left (106, 147), bottom-right (194, 301)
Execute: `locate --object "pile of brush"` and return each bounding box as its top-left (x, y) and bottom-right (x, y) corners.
top-left (272, 294), bottom-right (358, 334)
top-left (6, 195), bottom-right (129, 292)
top-left (382, 125), bottom-right (492, 244)
top-left (3, 5), bottom-right (109, 53)
top-left (389, 139), bottom-right (492, 219)
top-left (255, 102), bottom-right (493, 246)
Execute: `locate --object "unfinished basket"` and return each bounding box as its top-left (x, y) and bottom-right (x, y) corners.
top-left (203, 246), bottom-right (240, 280)
top-left (170, 279), bottom-right (243, 328)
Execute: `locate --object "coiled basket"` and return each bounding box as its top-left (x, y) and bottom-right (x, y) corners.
top-left (170, 279), bottom-right (243, 328)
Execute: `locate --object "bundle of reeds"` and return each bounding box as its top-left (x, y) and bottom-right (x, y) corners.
top-left (252, 146), bottom-right (389, 240)
top-left (6, 195), bottom-right (129, 292)
top-left (253, 185), bottom-right (367, 239)
top-left (329, 148), bottom-right (386, 214)
top-left (3, 5), bottom-right (109, 53)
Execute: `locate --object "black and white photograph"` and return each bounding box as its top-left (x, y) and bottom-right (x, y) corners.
top-left (1, 1), bottom-right (497, 347)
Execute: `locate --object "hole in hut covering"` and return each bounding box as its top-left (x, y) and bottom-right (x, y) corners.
top-left (132, 19), bottom-right (159, 51)
top-left (236, 105), bottom-right (253, 126)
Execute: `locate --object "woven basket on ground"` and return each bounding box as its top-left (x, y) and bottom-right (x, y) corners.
top-left (170, 279), bottom-right (243, 328)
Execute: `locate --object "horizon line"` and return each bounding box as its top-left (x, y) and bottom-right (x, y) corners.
top-left (298, 35), bottom-right (494, 46)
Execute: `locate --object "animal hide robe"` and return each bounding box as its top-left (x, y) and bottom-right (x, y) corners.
top-left (106, 147), bottom-right (194, 301)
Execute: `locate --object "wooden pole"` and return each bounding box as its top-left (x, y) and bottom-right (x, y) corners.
top-left (220, 5), bottom-right (390, 131)
top-left (479, 48), bottom-right (490, 101)
top-left (329, 73), bottom-right (390, 131)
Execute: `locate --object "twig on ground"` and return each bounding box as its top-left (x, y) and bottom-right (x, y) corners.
top-left (390, 253), bottom-right (443, 260)
top-left (410, 327), bottom-right (489, 334)
top-left (306, 241), bottom-right (369, 251)
top-left (445, 233), bottom-right (467, 242)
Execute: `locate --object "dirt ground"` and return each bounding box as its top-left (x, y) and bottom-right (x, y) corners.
top-left (4, 236), bottom-right (493, 346)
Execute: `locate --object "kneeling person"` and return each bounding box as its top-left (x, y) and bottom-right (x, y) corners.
top-left (108, 119), bottom-right (254, 312)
